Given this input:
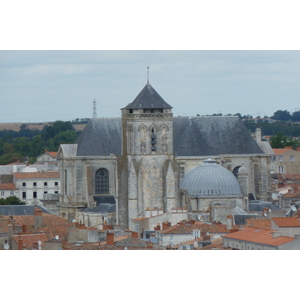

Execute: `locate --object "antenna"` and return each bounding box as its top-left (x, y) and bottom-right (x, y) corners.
top-left (93, 99), bottom-right (97, 118)
top-left (147, 66), bottom-right (149, 84)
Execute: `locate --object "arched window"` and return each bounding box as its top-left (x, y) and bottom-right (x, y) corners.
top-left (233, 166), bottom-right (241, 178)
top-left (95, 168), bottom-right (109, 194)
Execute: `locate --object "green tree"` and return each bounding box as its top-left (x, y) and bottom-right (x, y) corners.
top-left (271, 110), bottom-right (292, 121)
top-left (52, 121), bottom-right (74, 135)
top-left (270, 132), bottom-right (295, 148)
top-left (292, 111), bottom-right (300, 122)
top-left (0, 152), bottom-right (25, 165)
top-left (53, 130), bottom-right (77, 148)
top-left (3, 143), bottom-right (15, 154)
top-left (0, 196), bottom-right (25, 205)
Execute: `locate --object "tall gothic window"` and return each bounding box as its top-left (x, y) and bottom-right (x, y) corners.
top-left (95, 168), bottom-right (109, 194)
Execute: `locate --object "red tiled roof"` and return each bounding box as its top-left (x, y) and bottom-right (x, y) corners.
top-left (13, 233), bottom-right (48, 249)
top-left (99, 235), bottom-right (130, 246)
top-left (246, 219), bottom-right (272, 230)
top-left (47, 152), bottom-right (58, 157)
top-left (14, 172), bottom-right (60, 179)
top-left (272, 148), bottom-right (292, 155)
top-left (223, 227), bottom-right (294, 246)
top-left (272, 217), bottom-right (300, 227)
top-left (0, 183), bottom-right (17, 190)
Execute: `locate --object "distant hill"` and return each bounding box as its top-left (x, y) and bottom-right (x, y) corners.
top-left (0, 123), bottom-right (86, 132)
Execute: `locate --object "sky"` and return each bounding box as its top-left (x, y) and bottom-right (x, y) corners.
top-left (1, 50), bottom-right (300, 123)
top-left (1, 1), bottom-right (300, 124)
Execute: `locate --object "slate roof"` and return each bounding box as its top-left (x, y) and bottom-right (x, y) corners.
top-left (124, 83), bottom-right (172, 110)
top-left (82, 203), bottom-right (116, 214)
top-left (249, 200), bottom-right (280, 212)
top-left (75, 116), bottom-right (263, 157)
top-left (173, 116), bottom-right (263, 156)
top-left (76, 118), bottom-right (121, 156)
top-left (0, 205), bottom-right (52, 215)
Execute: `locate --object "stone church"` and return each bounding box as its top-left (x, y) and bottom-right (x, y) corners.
top-left (57, 81), bottom-right (273, 229)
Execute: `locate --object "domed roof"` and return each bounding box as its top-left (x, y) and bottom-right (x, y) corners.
top-left (180, 159), bottom-right (242, 197)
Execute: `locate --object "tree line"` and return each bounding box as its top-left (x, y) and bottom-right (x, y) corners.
top-left (0, 121), bottom-right (80, 165)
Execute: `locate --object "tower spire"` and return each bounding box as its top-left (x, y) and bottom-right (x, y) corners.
top-left (147, 66), bottom-right (149, 84)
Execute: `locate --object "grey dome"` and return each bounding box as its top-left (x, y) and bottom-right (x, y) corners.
top-left (180, 159), bottom-right (242, 197)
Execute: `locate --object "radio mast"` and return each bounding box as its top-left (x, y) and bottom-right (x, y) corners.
top-left (93, 99), bottom-right (97, 118)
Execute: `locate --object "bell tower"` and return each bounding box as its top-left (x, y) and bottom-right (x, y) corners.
top-left (119, 79), bottom-right (176, 229)
top-left (121, 82), bottom-right (173, 156)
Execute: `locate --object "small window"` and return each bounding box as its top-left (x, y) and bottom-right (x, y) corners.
top-left (22, 182), bottom-right (26, 187)
top-left (44, 191), bottom-right (48, 194)
top-left (129, 109), bottom-right (133, 113)
top-left (22, 192), bottom-right (26, 199)
top-left (290, 155), bottom-right (295, 161)
top-left (33, 192), bottom-right (37, 199)
top-left (0, 191), bottom-right (4, 196)
top-left (44, 182), bottom-right (48, 187)
top-left (279, 155), bottom-right (283, 162)
top-left (33, 182), bottom-right (37, 187)
top-left (10, 191), bottom-right (14, 196)
top-left (279, 166), bottom-right (284, 173)
top-left (55, 182), bottom-right (58, 186)
top-left (55, 191), bottom-right (58, 194)
top-left (272, 155), bottom-right (277, 161)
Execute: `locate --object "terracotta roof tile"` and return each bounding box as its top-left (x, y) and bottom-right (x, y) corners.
top-left (246, 219), bottom-right (272, 230)
top-left (47, 152), bottom-right (58, 157)
top-left (273, 148), bottom-right (292, 155)
top-left (223, 227), bottom-right (294, 246)
top-left (13, 233), bottom-right (48, 249)
top-left (272, 217), bottom-right (300, 227)
top-left (14, 172), bottom-right (60, 179)
top-left (0, 183), bottom-right (17, 190)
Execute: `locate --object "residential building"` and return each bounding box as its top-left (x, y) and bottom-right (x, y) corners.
top-left (0, 183), bottom-right (17, 198)
top-left (271, 147), bottom-right (300, 174)
top-left (13, 171), bottom-right (60, 205)
top-left (223, 226), bottom-right (300, 250)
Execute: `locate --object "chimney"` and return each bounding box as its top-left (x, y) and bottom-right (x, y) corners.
top-left (154, 223), bottom-right (161, 230)
top-left (34, 207), bottom-right (43, 217)
top-left (255, 128), bottom-right (262, 141)
top-left (226, 215), bottom-right (233, 230)
top-left (106, 232), bottom-right (115, 246)
top-left (162, 221), bottom-right (170, 230)
top-left (22, 225), bottom-right (27, 233)
top-left (8, 224), bottom-right (14, 250)
top-left (34, 207), bottom-right (43, 230)
top-left (203, 235), bottom-right (210, 241)
top-left (262, 207), bottom-right (269, 218)
top-left (131, 231), bottom-right (138, 239)
top-left (18, 236), bottom-right (24, 250)
top-left (200, 231), bottom-right (207, 237)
